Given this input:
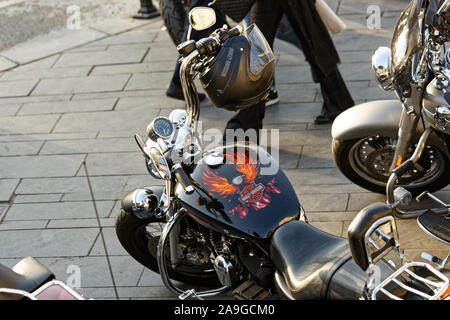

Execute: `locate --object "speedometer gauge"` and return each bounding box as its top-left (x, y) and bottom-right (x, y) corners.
top-left (147, 116), bottom-right (174, 140)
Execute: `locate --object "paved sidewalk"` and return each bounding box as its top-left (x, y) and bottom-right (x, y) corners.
top-left (0, 0), bottom-right (449, 300)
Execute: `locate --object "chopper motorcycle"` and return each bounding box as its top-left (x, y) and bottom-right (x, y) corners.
top-left (115, 7), bottom-right (449, 300)
top-left (332, 0), bottom-right (450, 196)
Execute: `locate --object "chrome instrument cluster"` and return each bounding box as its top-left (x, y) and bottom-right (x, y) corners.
top-left (147, 116), bottom-right (174, 141)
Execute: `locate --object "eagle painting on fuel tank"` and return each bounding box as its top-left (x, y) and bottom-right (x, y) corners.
top-left (177, 143), bottom-right (302, 239)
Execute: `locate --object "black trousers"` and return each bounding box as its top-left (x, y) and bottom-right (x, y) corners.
top-left (246, 0), bottom-right (354, 117)
top-left (170, 0), bottom-right (228, 88)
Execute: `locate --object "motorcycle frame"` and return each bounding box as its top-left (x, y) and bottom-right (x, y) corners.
top-left (386, 127), bottom-right (449, 218)
top-left (156, 207), bottom-right (231, 299)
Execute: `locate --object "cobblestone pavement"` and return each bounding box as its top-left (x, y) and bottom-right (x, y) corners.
top-left (0, 0), bottom-right (449, 300)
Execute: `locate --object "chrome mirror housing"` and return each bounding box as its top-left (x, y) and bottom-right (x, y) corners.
top-left (189, 7), bottom-right (216, 31)
top-left (372, 46), bottom-right (394, 91)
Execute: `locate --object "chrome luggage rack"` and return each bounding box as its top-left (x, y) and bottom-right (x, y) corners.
top-left (372, 262), bottom-right (449, 300)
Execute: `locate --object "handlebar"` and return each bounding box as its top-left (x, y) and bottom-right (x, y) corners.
top-left (172, 164), bottom-right (194, 194)
top-left (177, 25), bottom-right (243, 58)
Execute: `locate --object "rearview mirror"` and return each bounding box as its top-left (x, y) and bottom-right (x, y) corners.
top-left (189, 7), bottom-right (216, 31)
top-left (348, 203), bottom-right (400, 271)
top-left (148, 145), bottom-right (171, 180)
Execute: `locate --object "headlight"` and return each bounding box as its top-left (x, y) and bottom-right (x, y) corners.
top-left (372, 46), bottom-right (394, 91)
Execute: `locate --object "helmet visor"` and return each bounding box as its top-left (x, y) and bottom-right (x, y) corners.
top-left (245, 24), bottom-right (275, 76)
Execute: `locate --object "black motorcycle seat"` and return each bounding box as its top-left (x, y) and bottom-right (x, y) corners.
top-left (270, 221), bottom-right (352, 300)
top-left (0, 257), bottom-right (54, 300)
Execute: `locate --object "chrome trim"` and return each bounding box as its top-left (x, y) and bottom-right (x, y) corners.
top-left (0, 280), bottom-right (87, 300)
top-left (437, 0), bottom-right (450, 15)
top-left (386, 127), bottom-right (434, 218)
top-left (130, 188), bottom-right (159, 217)
top-left (213, 255), bottom-right (234, 287)
top-left (156, 209), bottom-right (230, 299)
top-left (0, 288), bottom-right (37, 300)
top-left (31, 280), bottom-right (87, 300)
top-left (372, 47), bottom-right (394, 91)
top-left (372, 262), bottom-right (449, 300)
top-left (364, 216), bottom-right (400, 266)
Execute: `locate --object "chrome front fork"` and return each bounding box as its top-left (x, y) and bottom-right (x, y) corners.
top-left (156, 208), bottom-right (230, 299)
top-left (391, 105), bottom-right (421, 170)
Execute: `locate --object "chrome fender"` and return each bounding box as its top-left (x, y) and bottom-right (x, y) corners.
top-left (331, 99), bottom-right (449, 159)
top-left (331, 100), bottom-right (403, 141)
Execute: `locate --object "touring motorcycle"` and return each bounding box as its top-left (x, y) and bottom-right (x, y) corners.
top-left (332, 0), bottom-right (450, 196)
top-left (115, 7), bottom-right (449, 300)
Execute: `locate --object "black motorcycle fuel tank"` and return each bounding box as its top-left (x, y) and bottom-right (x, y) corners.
top-left (176, 143), bottom-right (302, 239)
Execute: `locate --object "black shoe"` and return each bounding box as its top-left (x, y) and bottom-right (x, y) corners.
top-left (314, 112), bottom-right (339, 124)
top-left (265, 88), bottom-right (279, 107)
top-left (166, 83), bottom-right (206, 102)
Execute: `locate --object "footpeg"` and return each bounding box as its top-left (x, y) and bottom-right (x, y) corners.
top-left (232, 280), bottom-right (271, 300)
top-left (179, 289), bottom-right (201, 300)
top-left (417, 210), bottom-right (450, 245)
top-left (421, 252), bottom-right (450, 271)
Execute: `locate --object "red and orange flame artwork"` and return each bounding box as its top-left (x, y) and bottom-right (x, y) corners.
top-left (202, 152), bottom-right (281, 219)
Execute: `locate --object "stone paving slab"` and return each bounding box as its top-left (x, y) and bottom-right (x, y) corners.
top-left (0, 154), bottom-right (85, 178)
top-left (53, 109), bottom-right (160, 134)
top-left (4, 201), bottom-right (115, 220)
top-left (18, 98), bottom-right (117, 115)
top-left (0, 114), bottom-right (59, 134)
top-left (0, 228), bottom-right (99, 258)
top-left (0, 27), bottom-right (107, 64)
top-left (0, 141), bottom-right (44, 156)
top-left (53, 46), bottom-right (149, 68)
top-left (0, 66), bottom-right (91, 81)
top-left (0, 79), bottom-right (38, 97)
top-left (15, 176), bottom-right (129, 195)
top-left (0, 103), bottom-right (21, 116)
top-left (0, 179), bottom-right (19, 202)
top-left (0, 56), bottom-right (17, 72)
top-left (31, 74), bottom-right (132, 95)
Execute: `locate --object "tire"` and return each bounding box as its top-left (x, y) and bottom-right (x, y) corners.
top-left (332, 137), bottom-right (450, 195)
top-left (159, 0), bottom-right (188, 46)
top-left (115, 208), bottom-right (220, 287)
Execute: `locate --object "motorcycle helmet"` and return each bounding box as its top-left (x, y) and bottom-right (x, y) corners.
top-left (199, 24), bottom-right (275, 111)
top-left (422, 77), bottom-right (450, 132)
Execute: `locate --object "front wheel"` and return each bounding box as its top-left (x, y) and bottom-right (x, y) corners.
top-left (158, 0), bottom-right (188, 46)
top-left (115, 208), bottom-right (220, 287)
top-left (332, 136), bottom-right (450, 195)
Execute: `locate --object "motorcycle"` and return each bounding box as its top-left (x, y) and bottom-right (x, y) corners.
top-left (115, 7), bottom-right (450, 300)
top-left (0, 257), bottom-right (87, 300)
top-left (332, 0), bottom-right (450, 196)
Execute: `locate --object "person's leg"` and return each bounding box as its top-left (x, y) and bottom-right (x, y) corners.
top-left (167, 0), bottom-right (228, 100)
top-left (315, 66), bottom-right (354, 124)
top-left (223, 101), bottom-right (266, 145)
top-left (250, 0), bottom-right (283, 108)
